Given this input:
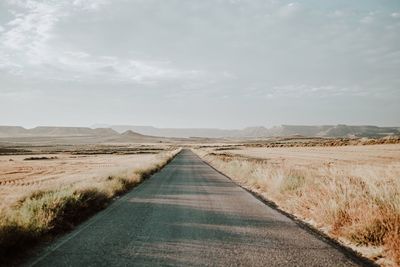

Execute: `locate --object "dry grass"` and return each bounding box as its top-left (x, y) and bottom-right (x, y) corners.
top-left (0, 151), bottom-right (176, 207)
top-left (195, 145), bottom-right (400, 266)
top-left (0, 148), bottom-right (180, 264)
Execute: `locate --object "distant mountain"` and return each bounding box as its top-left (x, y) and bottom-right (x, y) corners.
top-left (120, 130), bottom-right (147, 138)
top-left (239, 127), bottom-right (270, 137)
top-left (323, 125), bottom-right (400, 138)
top-left (0, 126), bottom-right (28, 137)
top-left (272, 125), bottom-right (333, 137)
top-left (100, 124), bottom-right (400, 138)
top-left (266, 125), bottom-right (400, 138)
top-left (92, 128), bottom-right (120, 136)
top-left (0, 126), bottom-right (165, 144)
top-left (106, 130), bottom-right (165, 143)
top-left (28, 126), bottom-right (108, 136)
top-left (99, 125), bottom-right (237, 138)
top-left (1, 125), bottom-right (399, 141)
top-left (0, 126), bottom-right (119, 137)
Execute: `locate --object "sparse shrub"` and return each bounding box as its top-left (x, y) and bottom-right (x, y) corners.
top-left (24, 156), bottom-right (58, 161)
top-left (280, 173), bottom-right (305, 193)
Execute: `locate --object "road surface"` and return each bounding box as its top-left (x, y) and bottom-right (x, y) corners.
top-left (26, 149), bottom-right (367, 266)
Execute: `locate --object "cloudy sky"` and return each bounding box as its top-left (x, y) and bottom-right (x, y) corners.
top-left (0, 0), bottom-right (399, 128)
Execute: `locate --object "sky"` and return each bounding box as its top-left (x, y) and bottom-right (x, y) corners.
top-left (0, 0), bottom-right (399, 129)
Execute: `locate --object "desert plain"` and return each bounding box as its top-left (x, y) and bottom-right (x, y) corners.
top-left (0, 132), bottom-right (399, 266)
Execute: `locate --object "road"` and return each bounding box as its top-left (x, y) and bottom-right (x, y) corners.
top-left (26, 149), bottom-right (366, 266)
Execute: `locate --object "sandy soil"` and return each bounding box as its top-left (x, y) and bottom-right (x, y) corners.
top-left (0, 153), bottom-right (166, 208)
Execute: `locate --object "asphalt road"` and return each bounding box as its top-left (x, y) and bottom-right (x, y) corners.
top-left (26, 149), bottom-right (366, 267)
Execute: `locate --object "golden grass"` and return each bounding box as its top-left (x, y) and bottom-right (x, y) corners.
top-left (0, 149), bottom-right (180, 264)
top-left (0, 152), bottom-right (176, 208)
top-left (195, 145), bottom-right (400, 266)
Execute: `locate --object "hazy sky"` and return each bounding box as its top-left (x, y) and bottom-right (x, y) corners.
top-left (0, 0), bottom-right (399, 128)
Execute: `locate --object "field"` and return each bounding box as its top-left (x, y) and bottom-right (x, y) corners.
top-left (1, 138), bottom-right (399, 265)
top-left (1, 152), bottom-right (168, 208)
top-left (194, 144), bottom-right (400, 266)
top-left (0, 144), bottom-right (180, 264)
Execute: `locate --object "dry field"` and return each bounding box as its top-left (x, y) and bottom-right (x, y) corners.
top-left (0, 145), bottom-right (180, 264)
top-left (195, 144), bottom-right (400, 266)
top-left (0, 153), bottom-right (171, 208)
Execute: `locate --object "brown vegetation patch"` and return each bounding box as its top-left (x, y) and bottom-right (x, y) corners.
top-left (24, 156), bottom-right (58, 161)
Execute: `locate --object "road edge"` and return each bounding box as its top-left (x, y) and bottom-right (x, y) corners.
top-left (192, 150), bottom-right (378, 267)
top-left (15, 149), bottom-right (183, 267)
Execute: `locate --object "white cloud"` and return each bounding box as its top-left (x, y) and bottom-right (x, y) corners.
top-left (391, 12), bottom-right (400, 18)
top-left (0, 0), bottom-right (399, 127)
top-left (1, 0), bottom-right (62, 66)
top-left (0, 50), bottom-right (22, 74)
top-left (360, 15), bottom-right (374, 24)
top-left (277, 2), bottom-right (302, 18)
top-left (72, 0), bottom-right (110, 11)
top-left (331, 10), bottom-right (344, 18)
top-left (267, 84), bottom-right (363, 98)
top-left (1, 44), bottom-right (202, 84)
top-left (0, 88), bottom-right (44, 101)
top-left (0, 0), bottom-right (202, 84)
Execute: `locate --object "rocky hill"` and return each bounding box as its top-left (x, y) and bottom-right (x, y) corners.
top-left (1, 124), bottom-right (399, 141)
top-left (0, 126), bottom-right (119, 137)
top-left (101, 124), bottom-right (400, 138)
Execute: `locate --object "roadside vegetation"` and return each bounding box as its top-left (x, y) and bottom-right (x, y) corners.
top-left (0, 148), bottom-right (180, 264)
top-left (194, 145), bottom-right (400, 266)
